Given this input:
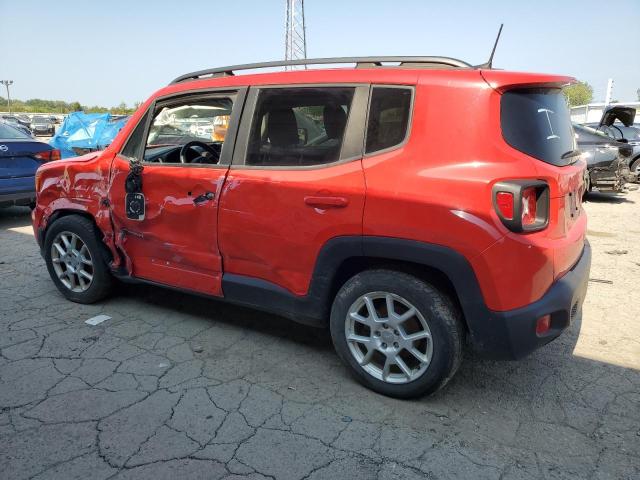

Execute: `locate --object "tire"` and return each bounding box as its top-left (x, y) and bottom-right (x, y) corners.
top-left (44, 215), bottom-right (113, 303)
top-left (630, 158), bottom-right (640, 183)
top-left (330, 269), bottom-right (464, 399)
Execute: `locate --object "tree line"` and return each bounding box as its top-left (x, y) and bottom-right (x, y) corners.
top-left (564, 82), bottom-right (640, 107)
top-left (0, 97), bottom-right (142, 114)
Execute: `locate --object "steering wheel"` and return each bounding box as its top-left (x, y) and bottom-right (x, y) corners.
top-left (179, 141), bottom-right (219, 164)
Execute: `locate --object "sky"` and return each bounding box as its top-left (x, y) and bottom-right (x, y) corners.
top-left (1, 0), bottom-right (639, 107)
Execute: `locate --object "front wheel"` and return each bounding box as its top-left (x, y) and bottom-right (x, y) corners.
top-left (44, 215), bottom-right (113, 303)
top-left (330, 270), bottom-right (464, 399)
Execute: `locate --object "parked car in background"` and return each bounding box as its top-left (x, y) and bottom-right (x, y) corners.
top-left (574, 124), bottom-right (633, 194)
top-left (30, 115), bottom-right (56, 136)
top-left (1, 114), bottom-right (30, 129)
top-left (585, 106), bottom-right (640, 180)
top-left (0, 123), bottom-right (60, 208)
top-left (0, 118), bottom-right (32, 137)
top-left (32, 56), bottom-right (591, 398)
top-left (16, 114), bottom-right (32, 126)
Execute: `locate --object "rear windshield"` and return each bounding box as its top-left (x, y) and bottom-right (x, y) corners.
top-left (501, 88), bottom-right (576, 166)
top-left (0, 123), bottom-right (30, 139)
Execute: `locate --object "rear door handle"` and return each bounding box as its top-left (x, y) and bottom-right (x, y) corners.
top-left (193, 191), bottom-right (215, 204)
top-left (304, 196), bottom-right (349, 209)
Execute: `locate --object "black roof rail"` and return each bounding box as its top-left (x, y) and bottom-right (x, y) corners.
top-left (170, 56), bottom-right (474, 84)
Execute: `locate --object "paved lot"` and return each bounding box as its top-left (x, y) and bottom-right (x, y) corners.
top-left (0, 190), bottom-right (639, 480)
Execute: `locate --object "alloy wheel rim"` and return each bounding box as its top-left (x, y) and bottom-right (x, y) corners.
top-left (345, 291), bottom-right (433, 384)
top-left (51, 231), bottom-right (94, 292)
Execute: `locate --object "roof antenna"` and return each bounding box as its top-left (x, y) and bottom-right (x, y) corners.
top-left (477, 24), bottom-right (503, 69)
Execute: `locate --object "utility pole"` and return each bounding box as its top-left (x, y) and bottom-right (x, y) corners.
top-left (604, 78), bottom-right (613, 106)
top-left (0, 80), bottom-right (14, 113)
top-left (284, 0), bottom-right (307, 69)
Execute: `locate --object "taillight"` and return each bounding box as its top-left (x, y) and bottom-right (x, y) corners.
top-left (35, 170), bottom-right (42, 192)
top-left (521, 187), bottom-right (537, 226)
top-left (495, 192), bottom-right (514, 220)
top-left (493, 180), bottom-right (549, 233)
top-left (34, 149), bottom-right (61, 162)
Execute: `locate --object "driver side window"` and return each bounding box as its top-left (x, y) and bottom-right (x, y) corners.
top-left (143, 95), bottom-right (235, 165)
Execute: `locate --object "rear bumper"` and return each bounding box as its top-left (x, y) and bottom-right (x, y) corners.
top-left (469, 240), bottom-right (591, 360)
top-left (0, 191), bottom-right (36, 208)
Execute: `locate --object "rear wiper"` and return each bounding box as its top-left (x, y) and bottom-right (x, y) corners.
top-left (561, 149), bottom-right (581, 159)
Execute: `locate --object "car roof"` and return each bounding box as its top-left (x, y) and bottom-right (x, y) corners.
top-left (153, 66), bottom-right (574, 102)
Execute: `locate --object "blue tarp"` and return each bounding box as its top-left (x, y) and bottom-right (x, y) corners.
top-left (50, 112), bottom-right (129, 158)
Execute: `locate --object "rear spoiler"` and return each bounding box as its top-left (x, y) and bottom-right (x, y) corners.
top-left (480, 70), bottom-right (576, 93)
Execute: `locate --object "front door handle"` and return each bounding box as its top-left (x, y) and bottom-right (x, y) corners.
top-left (304, 196), bottom-right (349, 209)
top-left (193, 191), bottom-right (215, 205)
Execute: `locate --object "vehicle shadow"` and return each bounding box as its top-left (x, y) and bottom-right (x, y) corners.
top-left (584, 191), bottom-right (635, 204)
top-left (117, 276), bottom-right (640, 431)
top-left (0, 206), bottom-right (33, 229)
top-left (118, 281), bottom-right (334, 352)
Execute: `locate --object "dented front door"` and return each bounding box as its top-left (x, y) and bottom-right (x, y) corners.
top-left (108, 89), bottom-right (246, 296)
top-left (109, 157), bottom-right (228, 296)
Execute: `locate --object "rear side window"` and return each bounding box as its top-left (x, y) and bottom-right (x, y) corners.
top-left (501, 88), bottom-right (575, 166)
top-left (246, 87), bottom-right (354, 167)
top-left (365, 87), bottom-right (412, 154)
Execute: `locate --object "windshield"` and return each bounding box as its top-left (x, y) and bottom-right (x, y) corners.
top-left (146, 99), bottom-right (233, 147)
top-left (0, 123), bottom-right (31, 139)
top-left (32, 116), bottom-right (48, 123)
top-left (501, 88), bottom-right (576, 166)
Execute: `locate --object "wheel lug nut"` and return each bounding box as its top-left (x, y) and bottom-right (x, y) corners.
top-left (393, 330), bottom-right (399, 335)
top-left (393, 342), bottom-right (399, 348)
top-left (374, 331), bottom-right (380, 337)
top-left (381, 343), bottom-right (387, 348)
top-left (383, 324), bottom-right (388, 329)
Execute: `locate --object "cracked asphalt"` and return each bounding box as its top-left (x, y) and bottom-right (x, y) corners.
top-left (1, 190), bottom-right (639, 480)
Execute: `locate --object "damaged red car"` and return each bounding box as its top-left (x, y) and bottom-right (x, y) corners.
top-left (32, 56), bottom-right (591, 398)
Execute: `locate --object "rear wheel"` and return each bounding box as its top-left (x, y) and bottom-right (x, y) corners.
top-left (630, 157), bottom-right (640, 182)
top-left (44, 215), bottom-right (113, 303)
top-left (330, 270), bottom-right (464, 398)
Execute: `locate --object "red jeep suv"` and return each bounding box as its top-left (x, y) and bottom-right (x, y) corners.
top-left (32, 57), bottom-right (591, 398)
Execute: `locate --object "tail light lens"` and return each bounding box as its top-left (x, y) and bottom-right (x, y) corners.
top-left (493, 180), bottom-right (549, 233)
top-left (521, 187), bottom-right (537, 226)
top-left (34, 149), bottom-right (61, 162)
top-left (495, 192), bottom-right (514, 220)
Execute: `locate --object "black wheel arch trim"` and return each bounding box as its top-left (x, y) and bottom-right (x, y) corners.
top-left (38, 209), bottom-right (114, 268)
top-left (222, 235), bottom-right (590, 361)
top-left (222, 236), bottom-right (489, 333)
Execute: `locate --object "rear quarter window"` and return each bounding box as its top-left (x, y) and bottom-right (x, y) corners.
top-left (365, 87), bottom-right (412, 154)
top-left (501, 88), bottom-right (576, 166)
